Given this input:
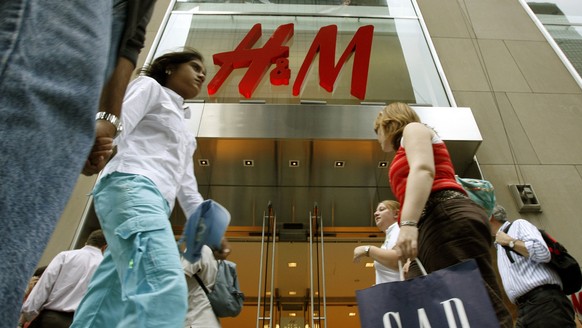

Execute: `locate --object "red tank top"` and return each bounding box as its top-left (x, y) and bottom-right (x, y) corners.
top-left (389, 142), bottom-right (465, 222)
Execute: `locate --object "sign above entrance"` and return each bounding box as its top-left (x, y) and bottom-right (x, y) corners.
top-left (153, 10), bottom-right (450, 105)
top-left (208, 23), bottom-right (374, 100)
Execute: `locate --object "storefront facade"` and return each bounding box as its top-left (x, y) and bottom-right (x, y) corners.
top-left (41, 0), bottom-right (582, 326)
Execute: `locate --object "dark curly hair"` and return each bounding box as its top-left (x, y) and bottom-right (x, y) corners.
top-left (140, 47), bottom-right (204, 86)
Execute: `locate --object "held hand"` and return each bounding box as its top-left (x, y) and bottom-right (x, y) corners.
top-left (82, 120), bottom-right (116, 176)
top-left (395, 226), bottom-right (418, 261)
top-left (82, 137), bottom-right (114, 176)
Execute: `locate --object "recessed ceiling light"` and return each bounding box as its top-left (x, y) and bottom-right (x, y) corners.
top-left (378, 161), bottom-right (388, 168)
top-left (348, 312), bottom-right (357, 317)
top-left (365, 262), bottom-right (374, 268)
top-left (243, 159), bottom-right (254, 167)
top-left (289, 160), bottom-right (300, 167)
top-left (289, 313), bottom-right (296, 317)
top-left (288, 262), bottom-right (297, 268)
top-left (198, 159), bottom-right (210, 166)
top-left (334, 161), bottom-right (345, 168)
top-left (288, 291), bottom-right (297, 295)
top-left (265, 291), bottom-right (271, 296)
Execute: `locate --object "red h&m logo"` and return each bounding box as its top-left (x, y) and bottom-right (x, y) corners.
top-left (207, 23), bottom-right (374, 100)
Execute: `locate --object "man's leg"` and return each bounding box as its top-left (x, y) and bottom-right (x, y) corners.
top-left (515, 289), bottom-right (576, 328)
top-left (0, 1), bottom-right (113, 325)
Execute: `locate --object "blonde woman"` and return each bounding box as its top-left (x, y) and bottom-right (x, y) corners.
top-left (354, 200), bottom-right (401, 284)
top-left (374, 102), bottom-right (512, 327)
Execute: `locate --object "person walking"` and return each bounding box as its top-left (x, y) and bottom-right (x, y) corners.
top-left (21, 230), bottom-right (107, 328)
top-left (183, 239), bottom-right (232, 328)
top-left (0, 2), bottom-right (156, 326)
top-left (490, 205), bottom-right (576, 327)
top-left (373, 102), bottom-right (513, 327)
top-left (71, 48), bottom-right (207, 328)
top-left (353, 200), bottom-right (402, 283)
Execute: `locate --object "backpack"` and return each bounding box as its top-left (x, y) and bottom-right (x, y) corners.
top-left (503, 223), bottom-right (582, 295)
top-left (455, 176), bottom-right (496, 218)
top-left (194, 259), bottom-right (245, 317)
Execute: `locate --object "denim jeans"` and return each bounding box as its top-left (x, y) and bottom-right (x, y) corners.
top-left (71, 173), bottom-right (187, 328)
top-left (0, 0), bottom-right (125, 326)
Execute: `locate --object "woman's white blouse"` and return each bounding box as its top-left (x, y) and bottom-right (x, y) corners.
top-left (100, 76), bottom-right (203, 218)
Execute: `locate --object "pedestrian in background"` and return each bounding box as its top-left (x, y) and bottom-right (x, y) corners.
top-left (353, 200), bottom-right (402, 284)
top-left (21, 230), bottom-right (107, 328)
top-left (490, 205), bottom-right (576, 327)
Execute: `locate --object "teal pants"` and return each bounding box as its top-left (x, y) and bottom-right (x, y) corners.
top-left (72, 172), bottom-right (187, 328)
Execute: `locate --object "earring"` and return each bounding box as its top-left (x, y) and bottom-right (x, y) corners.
top-left (165, 69), bottom-right (172, 75)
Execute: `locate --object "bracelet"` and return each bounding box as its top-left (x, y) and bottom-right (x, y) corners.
top-left (400, 220), bottom-right (418, 227)
top-left (96, 111), bottom-right (123, 138)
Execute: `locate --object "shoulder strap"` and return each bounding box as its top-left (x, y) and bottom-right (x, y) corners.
top-left (502, 222), bottom-right (517, 263)
top-left (193, 273), bottom-right (210, 295)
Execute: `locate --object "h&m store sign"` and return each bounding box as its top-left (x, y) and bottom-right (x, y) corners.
top-left (207, 23), bottom-right (374, 100)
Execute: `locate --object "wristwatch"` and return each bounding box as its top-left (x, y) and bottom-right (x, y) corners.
top-left (508, 240), bottom-right (516, 249)
top-left (364, 246), bottom-right (371, 257)
top-left (95, 112), bottom-right (123, 138)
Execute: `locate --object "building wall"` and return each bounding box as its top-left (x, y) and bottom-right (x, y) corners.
top-left (417, 0), bottom-right (582, 262)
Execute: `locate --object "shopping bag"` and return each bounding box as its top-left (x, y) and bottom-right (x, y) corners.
top-left (356, 259), bottom-right (499, 328)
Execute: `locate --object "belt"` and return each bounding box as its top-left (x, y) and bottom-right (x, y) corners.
top-left (420, 189), bottom-right (468, 221)
top-left (515, 284), bottom-right (562, 305)
top-left (41, 309), bottom-right (75, 317)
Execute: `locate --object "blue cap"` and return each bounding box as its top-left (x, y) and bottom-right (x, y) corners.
top-left (179, 199), bottom-right (231, 263)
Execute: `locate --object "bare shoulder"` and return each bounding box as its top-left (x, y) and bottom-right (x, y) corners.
top-left (403, 122), bottom-right (433, 138)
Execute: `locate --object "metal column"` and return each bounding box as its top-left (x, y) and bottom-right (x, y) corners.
top-left (256, 202), bottom-right (277, 328)
top-left (308, 203), bottom-right (327, 328)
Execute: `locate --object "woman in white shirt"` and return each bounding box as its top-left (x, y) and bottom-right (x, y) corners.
top-left (353, 200), bottom-right (402, 283)
top-left (72, 49), bottom-right (207, 328)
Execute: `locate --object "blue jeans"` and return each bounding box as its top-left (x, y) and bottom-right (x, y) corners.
top-left (0, 1), bottom-right (125, 326)
top-left (72, 173), bottom-right (187, 328)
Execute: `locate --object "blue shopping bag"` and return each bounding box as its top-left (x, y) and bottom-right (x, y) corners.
top-left (356, 259), bottom-right (499, 328)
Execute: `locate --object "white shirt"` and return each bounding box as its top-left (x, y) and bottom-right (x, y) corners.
top-left (182, 246), bottom-right (221, 327)
top-left (21, 246), bottom-right (103, 321)
top-left (375, 222), bottom-right (400, 284)
top-left (495, 219), bottom-right (562, 303)
top-left (101, 76), bottom-right (203, 217)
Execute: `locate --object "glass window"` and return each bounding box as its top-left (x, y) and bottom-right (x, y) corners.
top-left (153, 1), bottom-right (451, 106)
top-left (527, 1), bottom-right (582, 78)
